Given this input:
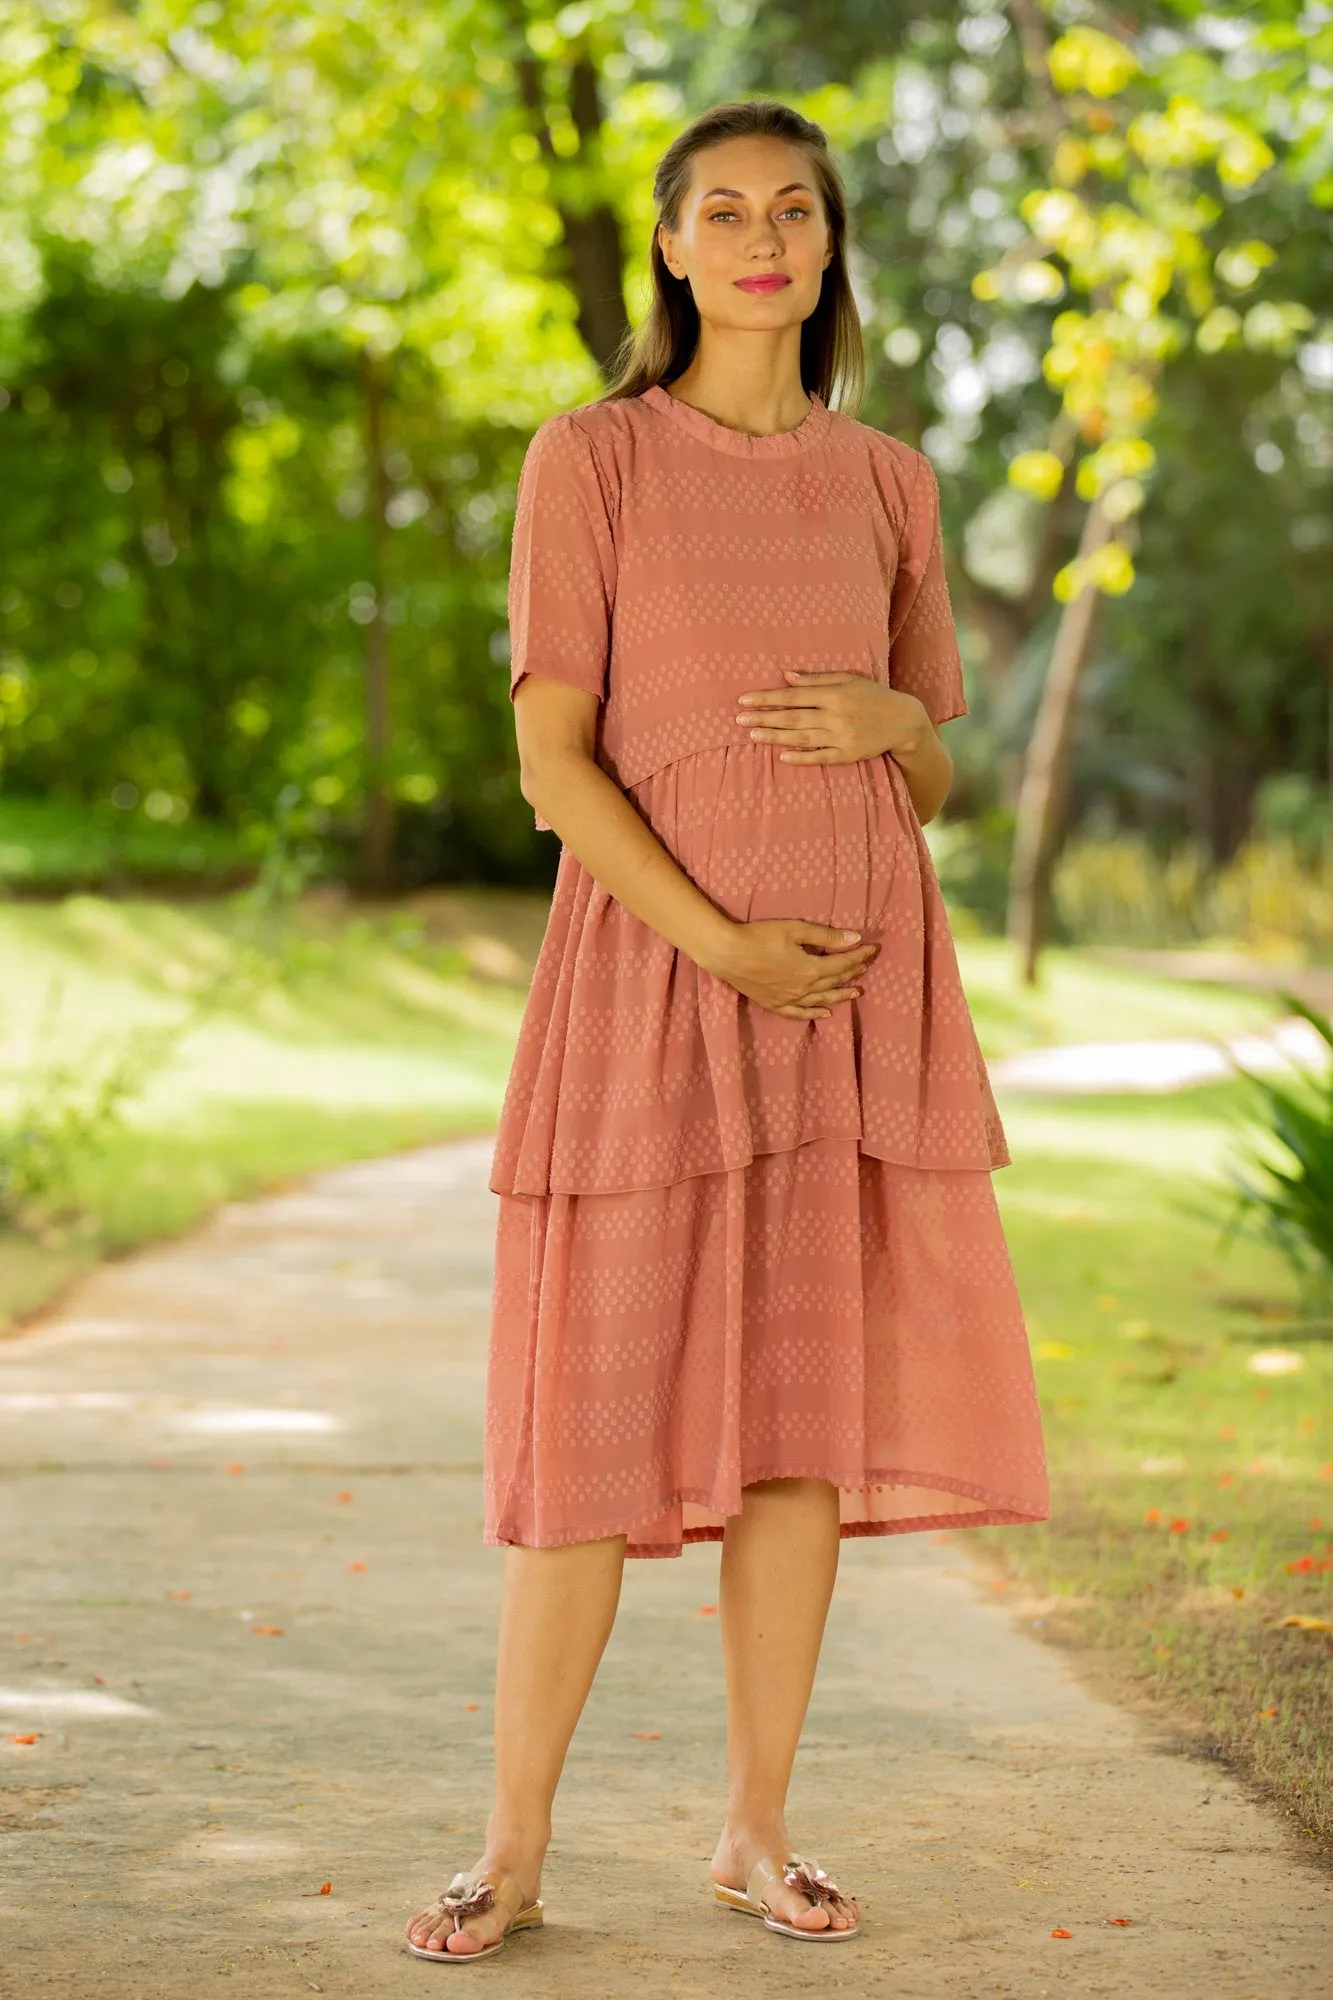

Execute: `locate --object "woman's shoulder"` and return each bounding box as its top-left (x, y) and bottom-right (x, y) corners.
top-left (530, 394), bottom-right (646, 456)
top-left (827, 407), bottom-right (925, 478)
top-left (826, 409), bottom-right (933, 528)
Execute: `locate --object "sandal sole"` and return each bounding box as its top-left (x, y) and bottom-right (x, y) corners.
top-left (406, 1904), bottom-right (543, 1963)
top-left (713, 1885), bottom-right (859, 1940)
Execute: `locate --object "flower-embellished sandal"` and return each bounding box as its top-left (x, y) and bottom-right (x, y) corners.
top-left (405, 1869), bottom-right (544, 1964)
top-left (713, 1854), bottom-right (860, 1941)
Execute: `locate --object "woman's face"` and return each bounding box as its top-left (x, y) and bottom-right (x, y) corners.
top-left (657, 136), bottom-right (834, 334)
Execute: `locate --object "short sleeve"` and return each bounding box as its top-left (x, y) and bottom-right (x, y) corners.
top-left (887, 450), bottom-right (968, 725)
top-left (506, 412), bottom-right (618, 708)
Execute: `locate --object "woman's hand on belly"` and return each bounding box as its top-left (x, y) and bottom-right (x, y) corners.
top-left (703, 919), bottom-right (879, 1023)
top-left (736, 670), bottom-right (954, 822)
top-left (736, 671), bottom-right (926, 764)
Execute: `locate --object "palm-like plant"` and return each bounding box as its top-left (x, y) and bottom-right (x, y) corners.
top-left (1225, 994), bottom-right (1333, 1317)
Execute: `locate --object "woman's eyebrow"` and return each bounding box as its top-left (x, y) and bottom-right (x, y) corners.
top-left (697, 182), bottom-right (815, 199)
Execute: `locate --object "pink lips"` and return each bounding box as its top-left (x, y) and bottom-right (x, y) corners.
top-left (734, 275), bottom-right (791, 293)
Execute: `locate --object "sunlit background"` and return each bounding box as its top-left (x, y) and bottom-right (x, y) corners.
top-left (1, 0), bottom-right (1331, 1841)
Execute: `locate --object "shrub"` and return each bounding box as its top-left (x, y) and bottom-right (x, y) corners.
top-left (1225, 994), bottom-right (1333, 1317)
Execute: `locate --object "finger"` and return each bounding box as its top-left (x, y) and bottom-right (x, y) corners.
top-left (737, 705), bottom-right (822, 724)
top-left (803, 944), bottom-right (876, 970)
top-left (743, 725), bottom-right (832, 745)
top-left (775, 748), bottom-right (854, 762)
top-left (738, 690), bottom-right (829, 709)
top-left (781, 671), bottom-right (859, 685)
top-left (775, 1003), bottom-right (831, 1020)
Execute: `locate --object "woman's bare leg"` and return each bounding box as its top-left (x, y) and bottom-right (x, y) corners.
top-left (710, 1476), bottom-right (858, 1932)
top-left (408, 1533), bottom-right (626, 1956)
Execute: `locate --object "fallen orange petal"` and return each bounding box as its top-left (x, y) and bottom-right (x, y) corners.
top-left (1107, 1916), bottom-right (1132, 1926)
top-left (91, 1675), bottom-right (105, 1685)
top-left (319, 1882), bottom-right (331, 1895)
top-left (226, 1463), bottom-right (246, 1477)
top-left (9, 1733), bottom-right (38, 1745)
top-left (1210, 1530), bottom-right (1229, 1542)
top-left (633, 1732), bottom-right (662, 1741)
top-left (252, 1624), bottom-right (284, 1637)
top-left (346, 1561), bottom-right (366, 1573)
top-left (464, 1703), bottom-right (479, 1712)
top-left (166, 1589), bottom-right (192, 1600)
top-left (1051, 1927), bottom-right (1073, 1938)
top-left (335, 1491), bottom-right (354, 1504)
top-left (699, 1604), bottom-right (718, 1615)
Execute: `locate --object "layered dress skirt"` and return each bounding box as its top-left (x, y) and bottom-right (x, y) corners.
top-left (484, 384), bottom-right (1050, 1558)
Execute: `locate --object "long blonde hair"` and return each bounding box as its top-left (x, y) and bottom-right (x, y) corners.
top-left (600, 98), bottom-right (865, 416)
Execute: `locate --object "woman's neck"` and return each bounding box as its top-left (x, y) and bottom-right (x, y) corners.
top-left (664, 338), bottom-right (811, 439)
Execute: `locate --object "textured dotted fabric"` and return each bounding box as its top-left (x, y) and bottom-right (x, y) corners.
top-left (486, 383), bottom-right (1049, 1555)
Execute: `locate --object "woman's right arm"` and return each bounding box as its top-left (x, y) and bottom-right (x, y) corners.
top-left (515, 678), bottom-right (875, 1021)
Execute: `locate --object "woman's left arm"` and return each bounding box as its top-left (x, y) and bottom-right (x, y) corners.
top-left (881, 694), bottom-right (954, 824)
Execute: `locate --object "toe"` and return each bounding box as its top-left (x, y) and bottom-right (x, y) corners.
top-left (445, 1930), bottom-right (486, 1955)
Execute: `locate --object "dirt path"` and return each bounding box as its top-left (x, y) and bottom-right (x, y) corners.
top-left (1, 1139), bottom-right (1329, 2000)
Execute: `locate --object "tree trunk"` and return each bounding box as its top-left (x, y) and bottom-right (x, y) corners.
top-left (513, 43), bottom-right (631, 378)
top-left (360, 349), bottom-right (394, 895)
top-left (1006, 500), bottom-right (1115, 983)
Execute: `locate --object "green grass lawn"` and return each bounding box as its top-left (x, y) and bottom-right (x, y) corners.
top-left (0, 887), bottom-right (544, 1326)
top-left (987, 1091), bottom-right (1331, 1849)
top-left (2, 889), bottom-right (1327, 1842)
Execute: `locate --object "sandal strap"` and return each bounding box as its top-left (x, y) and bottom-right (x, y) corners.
top-left (747, 1854), bottom-right (855, 1917)
top-left (433, 1870), bottom-right (533, 1935)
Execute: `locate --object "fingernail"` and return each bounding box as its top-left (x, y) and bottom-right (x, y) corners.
top-left (843, 930), bottom-right (859, 941)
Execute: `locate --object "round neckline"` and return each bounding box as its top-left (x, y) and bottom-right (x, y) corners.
top-left (640, 381), bottom-right (833, 458)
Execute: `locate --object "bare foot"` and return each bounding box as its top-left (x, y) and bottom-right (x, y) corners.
top-left (405, 1851), bottom-right (543, 1959)
top-left (711, 1824), bottom-right (859, 1934)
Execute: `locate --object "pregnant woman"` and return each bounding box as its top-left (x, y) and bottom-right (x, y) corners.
top-left (407, 95), bottom-right (1049, 1964)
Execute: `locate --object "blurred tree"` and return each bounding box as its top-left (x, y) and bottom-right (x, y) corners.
top-left (0, 0), bottom-right (1328, 914)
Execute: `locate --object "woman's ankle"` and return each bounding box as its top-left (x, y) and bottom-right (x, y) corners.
top-left (480, 1812), bottom-right (552, 1873)
top-left (717, 1813), bottom-right (791, 1863)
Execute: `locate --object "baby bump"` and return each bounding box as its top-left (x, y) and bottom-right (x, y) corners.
top-left (627, 744), bottom-right (910, 935)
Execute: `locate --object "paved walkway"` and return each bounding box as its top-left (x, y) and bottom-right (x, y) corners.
top-left (1, 1140), bottom-right (1330, 2000)
top-left (988, 1013), bottom-right (1329, 1095)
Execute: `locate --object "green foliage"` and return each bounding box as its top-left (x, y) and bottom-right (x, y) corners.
top-left (1226, 996), bottom-right (1333, 1313)
top-left (0, 3), bottom-right (1329, 880)
top-left (926, 808), bottom-right (1019, 936)
top-left (0, 795), bottom-right (254, 893)
top-left (1051, 832), bottom-right (1333, 954)
top-left (0, 985), bottom-right (185, 1228)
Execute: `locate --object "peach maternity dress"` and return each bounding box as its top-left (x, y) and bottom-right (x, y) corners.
top-left (484, 382), bottom-right (1050, 1558)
